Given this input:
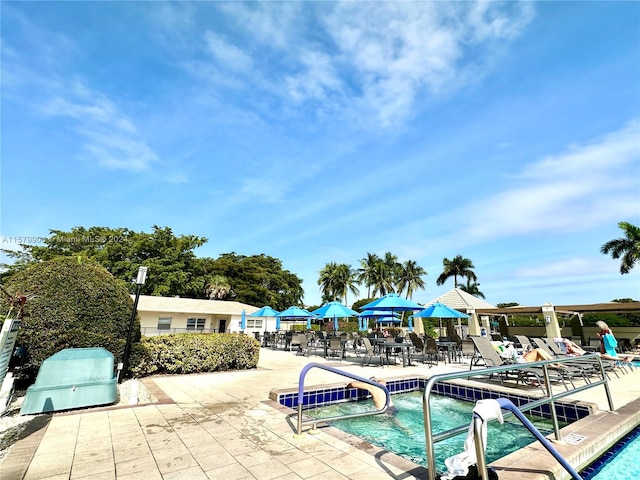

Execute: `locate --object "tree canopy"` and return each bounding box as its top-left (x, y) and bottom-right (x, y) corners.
top-left (1, 226), bottom-right (304, 309)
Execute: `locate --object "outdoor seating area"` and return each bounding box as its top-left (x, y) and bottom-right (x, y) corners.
top-left (254, 329), bottom-right (470, 371)
top-left (467, 334), bottom-right (637, 392)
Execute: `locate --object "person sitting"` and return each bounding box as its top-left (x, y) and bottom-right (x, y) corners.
top-left (561, 336), bottom-right (633, 363)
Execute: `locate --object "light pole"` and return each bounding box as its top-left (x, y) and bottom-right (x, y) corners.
top-left (119, 266), bottom-right (147, 383)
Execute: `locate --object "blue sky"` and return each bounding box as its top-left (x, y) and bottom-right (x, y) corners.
top-left (1, 1), bottom-right (639, 308)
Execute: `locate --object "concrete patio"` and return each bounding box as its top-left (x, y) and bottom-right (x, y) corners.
top-left (1, 346), bottom-right (639, 480)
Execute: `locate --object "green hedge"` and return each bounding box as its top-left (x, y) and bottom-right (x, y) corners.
top-left (1, 256), bottom-right (134, 376)
top-left (128, 333), bottom-right (260, 377)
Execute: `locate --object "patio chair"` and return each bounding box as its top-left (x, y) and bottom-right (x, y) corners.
top-left (361, 337), bottom-right (385, 367)
top-left (328, 336), bottom-right (344, 361)
top-left (460, 340), bottom-right (477, 363)
top-left (424, 337), bottom-right (440, 365)
top-left (408, 333), bottom-right (426, 363)
top-left (291, 333), bottom-right (305, 354)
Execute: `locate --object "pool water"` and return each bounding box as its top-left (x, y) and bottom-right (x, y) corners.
top-left (582, 426), bottom-right (640, 480)
top-left (308, 391), bottom-right (562, 471)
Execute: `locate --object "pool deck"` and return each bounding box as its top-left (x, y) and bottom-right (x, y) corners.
top-left (1, 347), bottom-right (639, 480)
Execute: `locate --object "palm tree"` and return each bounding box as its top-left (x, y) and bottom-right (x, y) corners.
top-left (396, 260), bottom-right (427, 299)
top-left (436, 255), bottom-right (476, 288)
top-left (368, 253), bottom-right (398, 297)
top-left (601, 222), bottom-right (640, 274)
top-left (318, 262), bottom-right (338, 302)
top-left (318, 262), bottom-right (360, 305)
top-left (332, 263), bottom-right (360, 305)
top-left (357, 252), bottom-right (380, 298)
top-left (457, 278), bottom-right (485, 299)
top-left (205, 275), bottom-right (232, 300)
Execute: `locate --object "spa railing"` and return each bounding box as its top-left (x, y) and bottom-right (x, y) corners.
top-left (423, 354), bottom-right (613, 480)
top-left (294, 362), bottom-right (391, 437)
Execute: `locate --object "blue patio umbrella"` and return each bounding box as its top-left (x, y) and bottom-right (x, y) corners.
top-left (312, 301), bottom-right (358, 332)
top-left (276, 306), bottom-right (316, 330)
top-left (408, 316), bottom-right (413, 332)
top-left (306, 317), bottom-right (312, 330)
top-left (360, 294), bottom-right (423, 329)
top-left (412, 302), bottom-right (469, 338)
top-left (249, 306), bottom-right (280, 318)
top-left (277, 306), bottom-right (316, 318)
top-left (360, 293), bottom-right (424, 312)
top-left (249, 306), bottom-right (280, 331)
top-left (312, 302), bottom-right (359, 318)
top-left (376, 316), bottom-right (401, 324)
top-left (413, 302), bottom-right (469, 319)
top-left (358, 309), bottom-right (401, 318)
top-left (240, 309), bottom-right (246, 330)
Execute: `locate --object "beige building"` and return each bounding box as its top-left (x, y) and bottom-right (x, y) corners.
top-left (134, 295), bottom-right (264, 336)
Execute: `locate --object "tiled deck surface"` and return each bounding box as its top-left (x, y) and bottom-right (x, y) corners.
top-left (1, 348), bottom-right (639, 480)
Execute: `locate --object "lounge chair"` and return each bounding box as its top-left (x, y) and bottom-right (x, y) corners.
top-left (514, 335), bottom-right (533, 351)
top-left (469, 336), bottom-right (546, 393)
top-left (531, 338), bottom-right (602, 380)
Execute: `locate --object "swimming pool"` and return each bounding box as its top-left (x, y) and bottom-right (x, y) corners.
top-left (307, 390), bottom-right (563, 472)
top-left (581, 426), bottom-right (640, 480)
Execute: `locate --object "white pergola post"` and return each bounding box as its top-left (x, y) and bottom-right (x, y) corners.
top-left (542, 302), bottom-right (562, 339)
top-left (466, 309), bottom-right (481, 336)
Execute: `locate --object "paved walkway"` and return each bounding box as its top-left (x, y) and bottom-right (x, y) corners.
top-left (1, 348), bottom-right (639, 480)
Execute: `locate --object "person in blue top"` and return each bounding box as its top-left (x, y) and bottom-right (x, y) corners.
top-left (596, 321), bottom-right (633, 362)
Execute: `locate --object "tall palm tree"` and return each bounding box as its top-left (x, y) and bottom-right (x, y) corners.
top-left (318, 262), bottom-right (360, 305)
top-left (601, 222), bottom-right (640, 274)
top-left (318, 262), bottom-right (338, 303)
top-left (383, 252), bottom-right (401, 287)
top-left (332, 263), bottom-right (360, 305)
top-left (358, 252), bottom-right (380, 298)
top-left (396, 260), bottom-right (427, 299)
top-left (370, 261), bottom-right (393, 297)
top-left (436, 255), bottom-right (476, 288)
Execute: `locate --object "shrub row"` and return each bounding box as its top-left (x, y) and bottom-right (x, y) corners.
top-left (129, 333), bottom-right (260, 377)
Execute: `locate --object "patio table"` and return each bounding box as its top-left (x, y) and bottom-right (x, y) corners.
top-left (436, 341), bottom-right (459, 363)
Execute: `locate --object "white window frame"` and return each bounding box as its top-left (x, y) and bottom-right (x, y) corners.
top-left (246, 318), bottom-right (263, 329)
top-left (187, 318), bottom-right (206, 331)
top-left (158, 317), bottom-right (172, 330)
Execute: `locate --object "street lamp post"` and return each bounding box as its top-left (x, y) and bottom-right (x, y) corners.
top-left (119, 266), bottom-right (147, 383)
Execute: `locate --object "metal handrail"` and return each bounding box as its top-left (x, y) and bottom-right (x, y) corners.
top-left (423, 354), bottom-right (613, 480)
top-left (295, 362), bottom-right (390, 436)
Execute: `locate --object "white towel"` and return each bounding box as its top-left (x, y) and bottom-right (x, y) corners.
top-left (441, 399), bottom-right (504, 479)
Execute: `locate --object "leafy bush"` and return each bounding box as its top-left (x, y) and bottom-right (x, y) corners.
top-left (1, 256), bottom-right (135, 377)
top-left (129, 333), bottom-right (260, 377)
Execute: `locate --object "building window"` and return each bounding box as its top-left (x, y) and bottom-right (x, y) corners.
top-left (187, 318), bottom-right (206, 331)
top-left (158, 317), bottom-right (172, 330)
top-left (247, 319), bottom-right (263, 329)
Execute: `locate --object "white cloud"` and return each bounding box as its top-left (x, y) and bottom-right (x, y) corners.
top-left (463, 119), bottom-right (640, 239)
top-left (189, 1), bottom-right (535, 128)
top-left (514, 257), bottom-right (615, 278)
top-left (40, 81), bottom-right (158, 172)
top-left (204, 31), bottom-right (254, 72)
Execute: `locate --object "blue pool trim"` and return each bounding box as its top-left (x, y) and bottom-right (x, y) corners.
top-left (274, 377), bottom-right (591, 423)
top-left (580, 425), bottom-right (640, 479)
